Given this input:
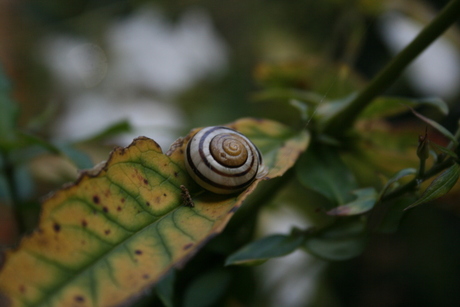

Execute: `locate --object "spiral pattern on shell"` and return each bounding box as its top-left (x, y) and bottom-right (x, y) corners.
top-left (185, 126), bottom-right (267, 194)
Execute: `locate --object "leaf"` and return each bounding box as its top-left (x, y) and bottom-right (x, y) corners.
top-left (303, 218), bottom-right (367, 261)
top-left (360, 96), bottom-right (449, 119)
top-left (0, 118), bottom-right (309, 307)
top-left (326, 187), bottom-right (378, 216)
top-left (315, 92), bottom-right (358, 128)
top-left (76, 120), bottom-right (132, 143)
top-left (380, 168), bottom-right (417, 198)
top-left (225, 234), bottom-right (304, 266)
top-left (296, 144), bottom-right (357, 205)
top-left (16, 132), bottom-right (93, 169)
top-left (408, 107), bottom-right (457, 146)
top-left (430, 142), bottom-right (458, 159)
top-left (289, 100), bottom-right (309, 122)
top-left (155, 269), bottom-right (175, 307)
top-left (182, 269), bottom-right (231, 307)
top-left (405, 163), bottom-right (460, 210)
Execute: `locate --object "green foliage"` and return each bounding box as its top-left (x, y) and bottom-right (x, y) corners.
top-left (225, 233), bottom-right (304, 266)
top-left (1, 1), bottom-right (460, 306)
top-left (406, 163), bottom-right (460, 210)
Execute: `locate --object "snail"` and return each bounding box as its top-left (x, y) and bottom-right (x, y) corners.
top-left (184, 126), bottom-right (267, 194)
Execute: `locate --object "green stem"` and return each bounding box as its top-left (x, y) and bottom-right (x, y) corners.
top-left (323, 0), bottom-right (460, 135)
top-left (381, 157), bottom-right (455, 201)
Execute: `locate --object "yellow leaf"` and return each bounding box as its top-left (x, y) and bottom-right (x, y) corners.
top-left (0, 118), bottom-right (309, 307)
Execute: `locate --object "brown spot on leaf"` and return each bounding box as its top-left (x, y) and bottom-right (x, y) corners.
top-left (19, 285), bottom-right (25, 293)
top-left (81, 220), bottom-right (87, 227)
top-left (117, 206), bottom-right (122, 212)
top-left (53, 223), bottom-right (61, 232)
top-left (179, 149), bottom-right (184, 154)
top-left (142, 274), bottom-right (150, 280)
top-left (155, 196), bottom-right (161, 203)
top-left (143, 179), bottom-right (148, 185)
top-left (105, 229), bottom-right (111, 235)
top-left (92, 195), bottom-right (100, 204)
top-left (163, 193), bottom-right (167, 197)
top-left (183, 243), bottom-right (193, 250)
top-left (103, 206), bottom-right (109, 213)
top-left (135, 250), bottom-right (142, 255)
top-left (81, 240), bottom-right (86, 245)
top-left (121, 198), bottom-right (125, 203)
top-left (174, 172), bottom-right (178, 177)
top-left (74, 295), bottom-right (85, 303)
top-left (146, 202), bottom-right (150, 207)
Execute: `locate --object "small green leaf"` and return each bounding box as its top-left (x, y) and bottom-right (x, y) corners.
top-left (430, 142), bottom-right (458, 159)
top-left (405, 163), bottom-right (460, 210)
top-left (326, 187), bottom-right (378, 216)
top-left (289, 99), bottom-right (309, 122)
top-left (53, 143), bottom-right (93, 170)
top-left (360, 96), bottom-right (449, 119)
top-left (315, 92), bottom-right (358, 127)
top-left (76, 120), bottom-right (132, 143)
top-left (380, 168), bottom-right (417, 198)
top-left (17, 132), bottom-right (93, 169)
top-left (408, 107), bottom-right (458, 146)
top-left (296, 145), bottom-right (357, 205)
top-left (156, 269), bottom-right (175, 307)
top-left (183, 269), bottom-right (231, 307)
top-left (303, 218), bottom-right (367, 261)
top-left (225, 234), bottom-right (304, 266)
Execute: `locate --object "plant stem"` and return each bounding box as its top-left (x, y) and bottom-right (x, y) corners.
top-left (323, 0), bottom-right (460, 136)
top-left (381, 157), bottom-right (455, 201)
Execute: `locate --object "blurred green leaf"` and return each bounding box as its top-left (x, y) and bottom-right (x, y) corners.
top-left (26, 101), bottom-right (60, 132)
top-left (290, 99), bottom-right (309, 122)
top-left (225, 234), bottom-right (304, 266)
top-left (303, 218), bottom-right (367, 261)
top-left (360, 96), bottom-right (448, 119)
top-left (380, 168), bottom-right (417, 198)
top-left (156, 269), bottom-right (175, 307)
top-left (431, 142), bottom-right (458, 159)
top-left (0, 65), bottom-right (19, 148)
top-left (326, 187), bottom-right (378, 216)
top-left (296, 145), bottom-right (357, 205)
top-left (183, 269), bottom-right (232, 307)
top-left (17, 132), bottom-right (93, 169)
top-left (315, 92), bottom-right (358, 129)
top-left (76, 119), bottom-right (132, 143)
top-left (53, 143), bottom-right (93, 169)
top-left (405, 163), bottom-right (460, 210)
top-left (409, 107), bottom-right (457, 146)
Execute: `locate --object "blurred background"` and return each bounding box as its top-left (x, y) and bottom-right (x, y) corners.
top-left (1, 0), bottom-right (460, 306)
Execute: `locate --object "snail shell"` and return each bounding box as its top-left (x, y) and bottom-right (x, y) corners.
top-left (185, 126), bottom-right (267, 194)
